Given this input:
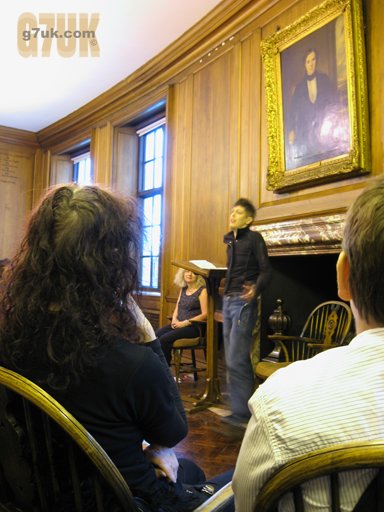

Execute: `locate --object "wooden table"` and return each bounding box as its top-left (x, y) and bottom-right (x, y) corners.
top-left (171, 260), bottom-right (227, 413)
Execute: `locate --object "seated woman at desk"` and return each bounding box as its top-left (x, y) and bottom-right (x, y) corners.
top-left (156, 268), bottom-right (208, 365)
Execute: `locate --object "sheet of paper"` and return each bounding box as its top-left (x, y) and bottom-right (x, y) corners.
top-left (189, 259), bottom-right (226, 270)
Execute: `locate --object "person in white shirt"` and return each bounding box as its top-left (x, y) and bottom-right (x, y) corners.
top-left (233, 177), bottom-right (384, 511)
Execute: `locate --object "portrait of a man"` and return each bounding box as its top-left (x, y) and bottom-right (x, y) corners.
top-left (262, 0), bottom-right (369, 192)
top-left (282, 16), bottom-right (351, 171)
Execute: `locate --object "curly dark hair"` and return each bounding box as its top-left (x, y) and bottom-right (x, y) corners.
top-left (0, 184), bottom-right (142, 389)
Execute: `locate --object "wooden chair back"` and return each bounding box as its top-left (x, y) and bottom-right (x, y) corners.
top-left (255, 301), bottom-right (353, 383)
top-left (300, 300), bottom-right (353, 348)
top-left (0, 366), bottom-right (234, 512)
top-left (282, 300), bottom-right (353, 361)
top-left (280, 301), bottom-right (352, 362)
top-left (255, 440), bottom-right (384, 512)
top-left (0, 366), bottom-right (138, 512)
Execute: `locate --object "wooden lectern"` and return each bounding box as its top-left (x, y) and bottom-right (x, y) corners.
top-left (171, 260), bottom-right (227, 413)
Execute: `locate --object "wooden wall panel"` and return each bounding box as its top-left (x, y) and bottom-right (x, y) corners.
top-left (32, 149), bottom-right (50, 208)
top-left (112, 127), bottom-right (138, 196)
top-left (50, 154), bottom-right (72, 185)
top-left (238, 29), bottom-right (262, 204)
top-left (188, 50), bottom-right (238, 262)
top-left (91, 123), bottom-right (114, 186)
top-left (164, 48), bottom-right (243, 312)
top-left (168, 76), bottom-right (194, 266)
top-left (366, 0), bottom-right (384, 175)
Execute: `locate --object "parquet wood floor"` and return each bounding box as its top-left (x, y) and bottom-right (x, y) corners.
top-left (173, 347), bottom-right (244, 479)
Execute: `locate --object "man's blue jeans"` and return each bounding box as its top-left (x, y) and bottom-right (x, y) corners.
top-left (222, 294), bottom-right (258, 421)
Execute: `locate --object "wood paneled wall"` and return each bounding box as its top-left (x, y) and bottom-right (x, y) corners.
top-left (0, 128), bottom-right (38, 259)
top-left (159, 0), bottom-right (382, 323)
top-left (0, 0), bottom-right (383, 327)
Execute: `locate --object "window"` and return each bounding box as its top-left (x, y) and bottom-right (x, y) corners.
top-left (137, 119), bottom-right (165, 291)
top-left (72, 152), bottom-right (93, 185)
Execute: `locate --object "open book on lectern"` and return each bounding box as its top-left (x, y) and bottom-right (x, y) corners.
top-left (189, 260), bottom-right (226, 270)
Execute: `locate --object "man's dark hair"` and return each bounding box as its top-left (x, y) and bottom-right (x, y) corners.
top-left (303, 48), bottom-right (318, 63)
top-left (0, 184), bottom-right (141, 390)
top-left (234, 198), bottom-right (256, 220)
top-left (342, 178), bottom-right (384, 324)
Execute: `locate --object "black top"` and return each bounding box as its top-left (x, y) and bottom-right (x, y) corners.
top-left (223, 226), bottom-right (271, 297)
top-left (45, 340), bottom-right (189, 505)
top-left (177, 286), bottom-right (204, 321)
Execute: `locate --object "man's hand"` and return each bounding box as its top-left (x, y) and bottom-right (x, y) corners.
top-left (240, 283), bottom-right (256, 302)
top-left (144, 444), bottom-right (179, 483)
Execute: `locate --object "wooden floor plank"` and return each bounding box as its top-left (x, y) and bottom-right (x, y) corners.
top-left (173, 348), bottom-right (244, 478)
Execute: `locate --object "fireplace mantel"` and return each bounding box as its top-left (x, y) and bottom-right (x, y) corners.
top-left (253, 213), bottom-right (345, 256)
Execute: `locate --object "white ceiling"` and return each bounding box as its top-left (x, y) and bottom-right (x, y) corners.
top-left (1, 0), bottom-right (224, 133)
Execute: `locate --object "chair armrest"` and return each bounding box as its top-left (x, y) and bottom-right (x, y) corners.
top-left (265, 335), bottom-right (323, 363)
top-left (193, 482), bottom-right (233, 512)
top-left (189, 320), bottom-right (207, 338)
top-left (307, 343), bottom-right (327, 349)
top-left (307, 343), bottom-right (337, 352)
top-left (268, 334), bottom-right (299, 341)
top-left (268, 335), bottom-right (322, 344)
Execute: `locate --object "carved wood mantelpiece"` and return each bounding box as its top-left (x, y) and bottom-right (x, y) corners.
top-left (253, 213), bottom-right (346, 256)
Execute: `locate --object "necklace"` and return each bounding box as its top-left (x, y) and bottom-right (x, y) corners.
top-left (186, 286), bottom-right (198, 295)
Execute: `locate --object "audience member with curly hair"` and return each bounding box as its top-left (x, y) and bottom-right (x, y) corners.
top-left (0, 184), bottom-right (233, 512)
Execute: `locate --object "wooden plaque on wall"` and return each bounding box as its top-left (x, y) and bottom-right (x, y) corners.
top-left (0, 147), bottom-right (34, 258)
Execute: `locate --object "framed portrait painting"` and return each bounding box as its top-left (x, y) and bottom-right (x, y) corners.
top-left (261, 0), bottom-right (370, 192)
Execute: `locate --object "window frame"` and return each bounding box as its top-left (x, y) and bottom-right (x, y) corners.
top-left (137, 118), bottom-right (166, 292)
top-left (71, 151), bottom-right (93, 185)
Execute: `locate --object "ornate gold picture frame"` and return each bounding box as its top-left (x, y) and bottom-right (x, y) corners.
top-left (261, 0), bottom-right (370, 192)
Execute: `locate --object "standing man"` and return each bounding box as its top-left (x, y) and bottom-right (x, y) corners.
top-left (222, 198), bottom-right (271, 430)
top-left (233, 179), bottom-right (384, 511)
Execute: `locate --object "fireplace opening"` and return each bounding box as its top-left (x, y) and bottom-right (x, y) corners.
top-left (260, 253), bottom-right (353, 358)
